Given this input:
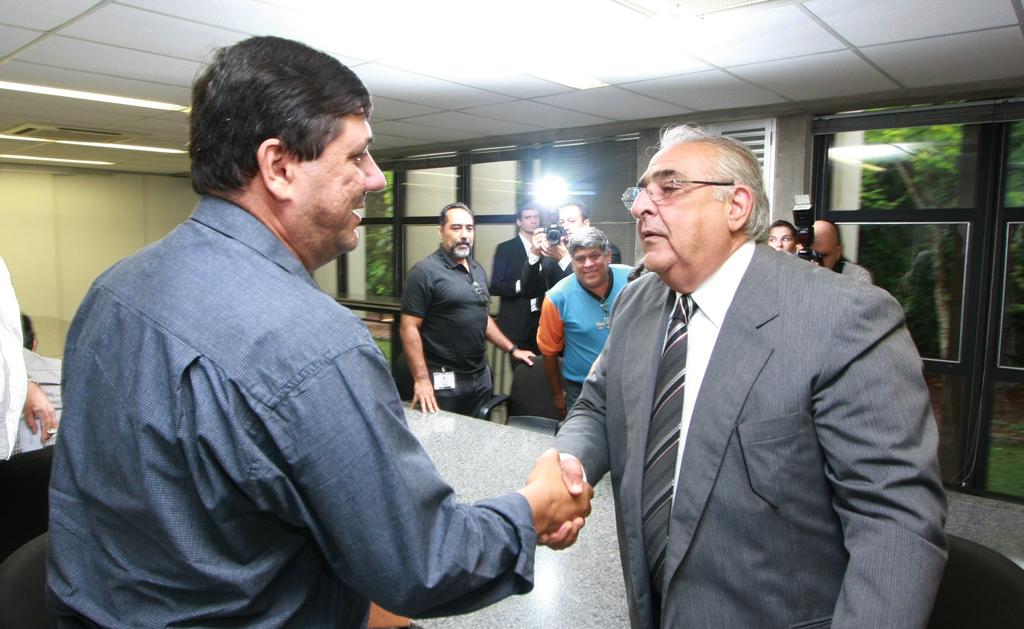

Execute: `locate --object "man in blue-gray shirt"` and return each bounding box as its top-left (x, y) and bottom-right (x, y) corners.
top-left (47, 36), bottom-right (590, 628)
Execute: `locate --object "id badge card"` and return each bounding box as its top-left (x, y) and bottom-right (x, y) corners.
top-left (433, 370), bottom-right (456, 390)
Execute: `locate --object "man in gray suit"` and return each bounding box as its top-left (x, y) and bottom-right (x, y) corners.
top-left (553, 124), bottom-right (947, 628)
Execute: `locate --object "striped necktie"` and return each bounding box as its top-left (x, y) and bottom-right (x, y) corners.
top-left (641, 293), bottom-right (691, 593)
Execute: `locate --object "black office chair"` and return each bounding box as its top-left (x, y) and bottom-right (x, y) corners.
top-left (926, 534), bottom-right (1024, 629)
top-left (0, 447), bottom-right (53, 563)
top-left (477, 356), bottom-right (561, 433)
top-left (392, 351), bottom-right (414, 402)
top-left (0, 533), bottom-right (57, 629)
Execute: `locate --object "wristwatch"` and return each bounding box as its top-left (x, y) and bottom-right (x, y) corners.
top-left (507, 343), bottom-right (518, 355)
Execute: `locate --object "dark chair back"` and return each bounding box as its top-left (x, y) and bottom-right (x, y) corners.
top-left (0, 533), bottom-right (57, 629)
top-left (507, 356), bottom-right (559, 420)
top-left (926, 534), bottom-right (1024, 629)
top-left (0, 447), bottom-right (53, 563)
top-left (392, 352), bottom-right (414, 401)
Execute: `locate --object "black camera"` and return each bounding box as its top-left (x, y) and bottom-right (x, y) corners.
top-left (545, 223), bottom-right (566, 245)
top-left (792, 196), bottom-right (823, 266)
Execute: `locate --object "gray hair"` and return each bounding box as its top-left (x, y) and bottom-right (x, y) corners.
top-left (567, 226), bottom-right (610, 256)
top-left (656, 123), bottom-right (771, 241)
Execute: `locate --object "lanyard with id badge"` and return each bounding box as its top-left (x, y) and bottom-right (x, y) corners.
top-left (433, 368), bottom-right (456, 391)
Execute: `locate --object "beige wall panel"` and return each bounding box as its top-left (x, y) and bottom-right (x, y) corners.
top-left (53, 174), bottom-right (146, 327)
top-left (142, 175), bottom-right (198, 242)
top-left (0, 171), bottom-right (62, 355)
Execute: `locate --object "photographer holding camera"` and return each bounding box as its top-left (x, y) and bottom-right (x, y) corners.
top-left (520, 201), bottom-right (622, 299)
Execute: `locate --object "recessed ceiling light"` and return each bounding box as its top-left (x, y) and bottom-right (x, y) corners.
top-left (0, 80), bottom-right (188, 112)
top-left (0, 154), bottom-right (114, 165)
top-left (0, 134), bottom-right (186, 154)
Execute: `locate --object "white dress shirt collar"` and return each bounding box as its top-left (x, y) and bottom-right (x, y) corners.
top-left (686, 240), bottom-right (756, 328)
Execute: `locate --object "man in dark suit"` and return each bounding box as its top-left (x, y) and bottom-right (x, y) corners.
top-left (520, 201), bottom-right (622, 299)
top-left (490, 203), bottom-right (542, 353)
top-left (552, 124), bottom-right (947, 628)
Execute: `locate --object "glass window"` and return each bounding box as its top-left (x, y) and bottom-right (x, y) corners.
top-left (1000, 222), bottom-right (1024, 369)
top-left (828, 125), bottom-right (979, 211)
top-left (346, 225), bottom-right (394, 297)
top-left (470, 160), bottom-right (521, 216)
top-left (852, 222), bottom-right (968, 361)
top-left (404, 225), bottom-right (440, 274)
top-left (926, 372), bottom-right (967, 485)
top-left (1005, 122), bottom-right (1024, 208)
top-left (987, 381), bottom-right (1024, 498)
top-left (404, 166), bottom-right (458, 217)
top-left (364, 170), bottom-right (394, 218)
top-left (348, 308), bottom-right (395, 369)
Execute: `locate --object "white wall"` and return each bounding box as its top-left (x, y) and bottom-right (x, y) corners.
top-left (0, 169), bottom-right (198, 356)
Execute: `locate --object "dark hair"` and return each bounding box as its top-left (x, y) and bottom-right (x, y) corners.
top-left (559, 200), bottom-right (591, 221)
top-left (20, 313), bottom-right (35, 351)
top-left (439, 202), bottom-right (473, 226)
top-left (769, 219), bottom-right (796, 236)
top-left (517, 202), bottom-right (541, 221)
top-left (189, 36), bottom-right (372, 194)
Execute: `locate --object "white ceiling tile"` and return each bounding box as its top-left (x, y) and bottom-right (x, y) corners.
top-left (463, 101), bottom-right (612, 128)
top-left (374, 54), bottom-right (571, 100)
top-left (0, 60), bottom-right (191, 103)
top-left (0, 94), bottom-right (157, 129)
top-left (60, 4), bottom-right (246, 62)
top-left (535, 87), bottom-right (688, 120)
top-left (398, 112), bottom-right (543, 137)
top-left (805, 0), bottom-right (1019, 47)
top-left (683, 5), bottom-right (845, 67)
top-left (354, 63), bottom-right (515, 110)
top-left (15, 36), bottom-right (203, 87)
top-left (0, 0), bottom-right (98, 30)
top-left (591, 51), bottom-right (712, 85)
top-left (0, 25), bottom-right (42, 57)
top-left (367, 97), bottom-right (441, 121)
top-left (863, 26), bottom-right (1024, 88)
top-left (371, 120), bottom-right (481, 143)
top-left (623, 70), bottom-right (786, 111)
top-left (729, 50), bottom-right (899, 100)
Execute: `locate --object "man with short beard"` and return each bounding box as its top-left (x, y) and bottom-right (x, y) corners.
top-left (401, 202), bottom-right (535, 415)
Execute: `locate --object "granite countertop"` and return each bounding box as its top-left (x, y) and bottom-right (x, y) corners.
top-left (404, 409), bottom-right (630, 628)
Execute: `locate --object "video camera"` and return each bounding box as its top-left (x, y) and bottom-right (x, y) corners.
top-left (792, 195), bottom-right (823, 266)
top-left (545, 223), bottom-right (566, 245)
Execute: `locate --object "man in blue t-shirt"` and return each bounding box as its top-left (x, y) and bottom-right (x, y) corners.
top-left (537, 227), bottom-right (631, 418)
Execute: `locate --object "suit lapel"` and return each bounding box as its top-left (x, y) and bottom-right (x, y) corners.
top-left (660, 246), bottom-right (781, 590)
top-left (620, 279), bottom-right (675, 527)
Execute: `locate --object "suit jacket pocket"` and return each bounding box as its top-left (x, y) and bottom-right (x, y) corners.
top-left (736, 412), bottom-right (808, 508)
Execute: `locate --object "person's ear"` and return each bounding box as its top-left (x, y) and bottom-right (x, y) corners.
top-left (727, 185), bottom-right (754, 234)
top-left (256, 138), bottom-right (300, 202)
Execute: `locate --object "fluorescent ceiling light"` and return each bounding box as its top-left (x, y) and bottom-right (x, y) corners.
top-left (0, 154), bottom-right (113, 165)
top-left (0, 80), bottom-right (188, 112)
top-left (0, 134), bottom-right (185, 154)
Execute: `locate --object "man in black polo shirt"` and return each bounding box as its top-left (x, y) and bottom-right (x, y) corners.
top-left (400, 202), bottom-right (535, 415)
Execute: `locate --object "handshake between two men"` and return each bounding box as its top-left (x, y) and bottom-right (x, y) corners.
top-left (517, 448), bottom-right (593, 549)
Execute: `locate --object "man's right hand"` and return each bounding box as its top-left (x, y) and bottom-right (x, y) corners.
top-left (410, 378), bottom-right (439, 413)
top-left (518, 449), bottom-right (593, 550)
top-left (530, 230), bottom-right (547, 257)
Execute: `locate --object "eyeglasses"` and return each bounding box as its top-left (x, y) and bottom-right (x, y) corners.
top-left (621, 177), bottom-right (734, 211)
